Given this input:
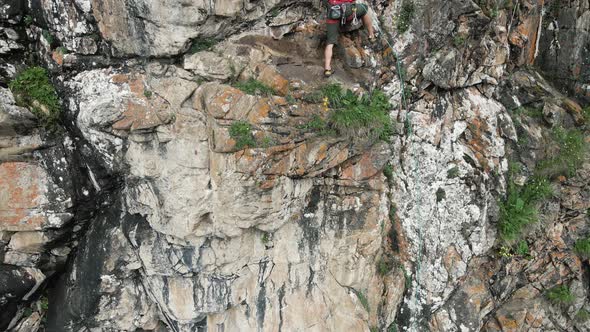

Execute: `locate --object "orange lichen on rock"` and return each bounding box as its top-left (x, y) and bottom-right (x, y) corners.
top-left (0, 162), bottom-right (48, 231)
top-left (257, 64), bottom-right (290, 96)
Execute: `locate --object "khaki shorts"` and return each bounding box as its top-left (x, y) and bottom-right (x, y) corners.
top-left (326, 3), bottom-right (368, 45)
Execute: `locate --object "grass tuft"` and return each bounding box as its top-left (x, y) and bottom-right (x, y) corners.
top-left (397, 1), bottom-right (415, 33)
top-left (516, 240), bottom-right (529, 256)
top-left (352, 289), bottom-right (370, 313)
top-left (322, 84), bottom-right (393, 140)
top-left (24, 15), bottom-right (33, 26)
top-left (188, 38), bottom-right (217, 54)
top-left (574, 237), bottom-right (590, 258)
top-left (576, 309), bottom-right (590, 322)
top-left (536, 127), bottom-right (586, 178)
top-left (383, 164), bottom-right (393, 182)
top-left (498, 176), bottom-right (552, 243)
top-left (9, 66), bottom-right (61, 127)
top-left (377, 257), bottom-right (395, 276)
top-left (546, 284), bottom-right (575, 305)
top-left (300, 84), bottom-right (393, 140)
top-left (229, 121), bottom-right (256, 150)
top-left (234, 78), bottom-right (276, 96)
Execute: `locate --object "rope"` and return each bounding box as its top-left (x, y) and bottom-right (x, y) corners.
top-left (374, 23), bottom-right (425, 332)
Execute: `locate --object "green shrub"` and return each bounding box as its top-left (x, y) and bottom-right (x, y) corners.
top-left (498, 177), bottom-right (552, 243)
top-left (546, 284), bottom-right (575, 304)
top-left (188, 38), bottom-right (217, 53)
top-left (397, 1), bottom-right (415, 33)
top-left (234, 78), bottom-right (275, 96)
top-left (229, 121), bottom-right (256, 150)
top-left (574, 237), bottom-right (590, 258)
top-left (9, 66), bottom-right (61, 127)
top-left (352, 289), bottom-right (370, 313)
top-left (388, 324), bottom-right (398, 332)
top-left (144, 90), bottom-right (152, 98)
top-left (370, 327), bottom-right (378, 332)
top-left (537, 127), bottom-right (586, 177)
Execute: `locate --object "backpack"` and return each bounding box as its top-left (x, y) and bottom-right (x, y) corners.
top-left (326, 0), bottom-right (357, 23)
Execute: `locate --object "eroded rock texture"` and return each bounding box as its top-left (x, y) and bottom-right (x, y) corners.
top-left (0, 0), bottom-right (589, 331)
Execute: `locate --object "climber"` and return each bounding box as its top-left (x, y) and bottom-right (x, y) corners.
top-left (323, 0), bottom-right (376, 77)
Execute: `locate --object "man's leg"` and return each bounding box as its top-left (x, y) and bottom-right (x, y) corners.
top-left (361, 14), bottom-right (375, 39)
top-left (324, 44), bottom-right (334, 70)
top-left (324, 22), bottom-right (339, 74)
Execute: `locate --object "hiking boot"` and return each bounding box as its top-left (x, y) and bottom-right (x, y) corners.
top-left (324, 68), bottom-right (334, 77)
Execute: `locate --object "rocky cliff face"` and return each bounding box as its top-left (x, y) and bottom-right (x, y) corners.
top-left (1, 0), bottom-right (589, 331)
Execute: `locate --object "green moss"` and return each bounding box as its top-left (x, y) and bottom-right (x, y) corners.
top-left (299, 115), bottom-right (328, 132)
top-left (582, 106), bottom-right (590, 126)
top-left (546, 284), bottom-right (575, 304)
top-left (401, 266), bottom-right (411, 289)
top-left (436, 188), bottom-right (446, 202)
top-left (261, 232), bottom-right (269, 244)
top-left (188, 38), bottom-right (217, 53)
top-left (389, 203), bottom-right (397, 221)
top-left (453, 35), bottom-right (466, 47)
top-left (370, 327), bottom-right (378, 332)
top-left (397, 1), bottom-right (415, 33)
top-left (352, 289), bottom-right (370, 313)
top-left (260, 136), bottom-right (275, 148)
top-left (498, 177), bottom-right (552, 243)
top-left (267, 7), bottom-right (280, 18)
top-left (377, 257), bottom-right (394, 276)
top-left (574, 237), bottom-right (590, 258)
top-left (285, 94), bottom-right (296, 104)
top-left (9, 66), bottom-right (61, 127)
top-left (447, 166), bottom-right (460, 179)
top-left (233, 78), bottom-right (276, 96)
top-left (229, 121), bottom-right (256, 150)
top-left (383, 164), bottom-right (393, 182)
top-left (388, 324), bottom-right (398, 332)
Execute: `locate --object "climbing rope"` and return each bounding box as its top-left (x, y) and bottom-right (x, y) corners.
top-left (373, 23), bottom-right (426, 332)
